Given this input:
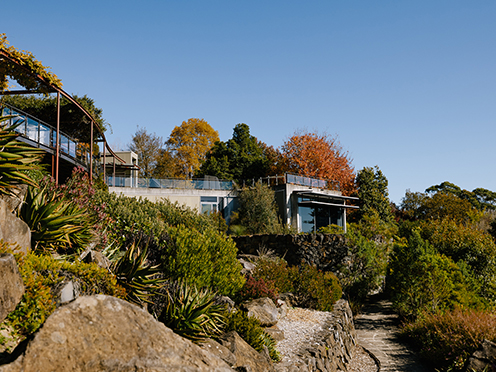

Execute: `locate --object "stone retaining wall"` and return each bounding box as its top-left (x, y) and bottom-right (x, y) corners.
top-left (233, 234), bottom-right (350, 272)
top-left (276, 300), bottom-right (357, 372)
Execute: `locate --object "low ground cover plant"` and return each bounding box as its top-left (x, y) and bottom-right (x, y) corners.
top-left (0, 242), bottom-right (125, 339)
top-left (224, 309), bottom-right (281, 362)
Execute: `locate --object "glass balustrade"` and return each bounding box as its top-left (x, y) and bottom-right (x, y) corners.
top-left (1, 104), bottom-right (93, 168)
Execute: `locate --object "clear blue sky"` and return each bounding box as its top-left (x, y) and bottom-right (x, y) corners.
top-left (3, 1), bottom-right (495, 204)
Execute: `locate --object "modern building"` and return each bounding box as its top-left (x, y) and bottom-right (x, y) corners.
top-left (107, 154), bottom-right (359, 233)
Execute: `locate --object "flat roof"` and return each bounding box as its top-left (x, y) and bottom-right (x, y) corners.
top-left (294, 190), bottom-right (360, 201)
top-left (298, 200), bottom-right (360, 209)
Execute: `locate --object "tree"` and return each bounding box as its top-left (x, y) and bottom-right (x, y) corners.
top-left (354, 166), bottom-right (393, 223)
top-left (426, 182), bottom-right (496, 211)
top-left (129, 127), bottom-right (163, 178)
top-left (197, 123), bottom-right (271, 183)
top-left (231, 182), bottom-right (281, 235)
top-left (279, 130), bottom-right (356, 195)
top-left (165, 118), bottom-right (219, 178)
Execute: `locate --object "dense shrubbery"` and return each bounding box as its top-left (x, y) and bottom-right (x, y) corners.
top-left (336, 213), bottom-right (395, 312)
top-left (389, 217), bottom-right (496, 370)
top-left (401, 308), bottom-right (496, 371)
top-left (248, 257), bottom-right (342, 312)
top-left (0, 242), bottom-right (125, 337)
top-left (161, 225), bottom-right (245, 296)
top-left (389, 221), bottom-right (494, 320)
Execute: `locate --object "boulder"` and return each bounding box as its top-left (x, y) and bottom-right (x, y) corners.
top-left (241, 297), bottom-right (279, 327)
top-left (0, 295), bottom-right (234, 372)
top-left (238, 258), bottom-right (256, 276)
top-left (200, 338), bottom-right (237, 367)
top-left (0, 199), bottom-right (30, 255)
top-left (219, 331), bottom-right (275, 372)
top-left (264, 326), bottom-right (285, 342)
top-left (0, 254), bottom-right (24, 323)
top-left (464, 339), bottom-right (496, 372)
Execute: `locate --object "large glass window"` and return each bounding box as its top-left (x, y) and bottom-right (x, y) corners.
top-left (297, 195), bottom-right (344, 232)
top-left (299, 205), bottom-right (315, 233)
top-left (201, 196), bottom-right (218, 215)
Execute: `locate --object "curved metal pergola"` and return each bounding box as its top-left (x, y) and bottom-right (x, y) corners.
top-left (0, 47), bottom-right (125, 184)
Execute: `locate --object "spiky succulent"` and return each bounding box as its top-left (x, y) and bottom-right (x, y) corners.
top-left (111, 243), bottom-right (165, 306)
top-left (19, 184), bottom-right (94, 253)
top-left (159, 280), bottom-right (227, 342)
top-left (0, 116), bottom-right (44, 196)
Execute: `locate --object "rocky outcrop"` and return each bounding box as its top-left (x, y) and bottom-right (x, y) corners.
top-left (219, 331), bottom-right (275, 372)
top-left (241, 297), bottom-right (281, 327)
top-left (233, 234), bottom-right (350, 272)
top-left (0, 254), bottom-right (24, 323)
top-left (0, 199), bottom-right (30, 254)
top-left (464, 339), bottom-right (496, 372)
top-left (0, 295), bottom-right (234, 372)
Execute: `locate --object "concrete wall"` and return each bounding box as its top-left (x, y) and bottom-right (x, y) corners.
top-left (108, 187), bottom-right (236, 214)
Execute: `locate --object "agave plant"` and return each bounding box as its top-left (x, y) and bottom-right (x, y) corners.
top-left (0, 116), bottom-right (44, 196)
top-left (111, 243), bottom-right (165, 306)
top-left (158, 280), bottom-right (227, 343)
top-left (18, 184), bottom-right (94, 253)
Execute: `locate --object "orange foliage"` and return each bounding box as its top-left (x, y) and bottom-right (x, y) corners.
top-left (280, 131), bottom-right (356, 195)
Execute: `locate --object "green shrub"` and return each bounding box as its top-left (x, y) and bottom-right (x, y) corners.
top-left (163, 225), bottom-right (245, 296)
top-left (0, 244), bottom-right (125, 337)
top-left (420, 218), bottom-right (496, 301)
top-left (224, 310), bottom-right (281, 362)
top-left (401, 308), bottom-right (496, 371)
top-left (388, 230), bottom-right (486, 320)
top-left (252, 257), bottom-right (342, 311)
top-left (296, 265), bottom-right (342, 312)
top-left (254, 258), bottom-right (297, 294)
top-left (94, 191), bottom-right (218, 245)
top-left (158, 280), bottom-right (227, 343)
top-left (232, 183), bottom-right (283, 235)
top-left (340, 220), bottom-right (392, 312)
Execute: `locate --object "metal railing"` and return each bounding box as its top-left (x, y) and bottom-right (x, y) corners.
top-left (258, 173), bottom-right (340, 190)
top-left (107, 176), bottom-right (234, 190)
top-left (1, 104), bottom-right (92, 168)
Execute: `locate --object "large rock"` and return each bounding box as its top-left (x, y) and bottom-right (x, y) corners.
top-left (0, 254), bottom-right (24, 323)
top-left (0, 295), bottom-right (234, 372)
top-left (241, 297), bottom-right (280, 327)
top-left (464, 339), bottom-right (496, 372)
top-left (219, 331), bottom-right (275, 372)
top-left (0, 199), bottom-right (30, 254)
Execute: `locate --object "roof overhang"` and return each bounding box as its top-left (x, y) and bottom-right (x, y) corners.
top-left (298, 200), bottom-right (360, 209)
top-left (294, 190), bottom-right (359, 201)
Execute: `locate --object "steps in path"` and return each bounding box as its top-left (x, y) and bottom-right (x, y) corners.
top-left (354, 294), bottom-right (430, 372)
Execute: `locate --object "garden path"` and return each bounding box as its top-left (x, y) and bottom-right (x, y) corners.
top-left (354, 294), bottom-right (431, 372)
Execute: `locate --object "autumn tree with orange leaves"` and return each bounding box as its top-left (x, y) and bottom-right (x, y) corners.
top-left (279, 131), bottom-right (356, 195)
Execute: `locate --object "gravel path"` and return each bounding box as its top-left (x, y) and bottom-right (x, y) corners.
top-left (276, 307), bottom-right (378, 371)
top-left (354, 294), bottom-right (430, 372)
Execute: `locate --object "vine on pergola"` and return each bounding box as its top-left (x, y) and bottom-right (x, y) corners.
top-left (0, 33), bottom-right (62, 94)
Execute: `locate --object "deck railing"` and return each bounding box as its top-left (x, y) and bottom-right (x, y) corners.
top-left (1, 104), bottom-right (92, 168)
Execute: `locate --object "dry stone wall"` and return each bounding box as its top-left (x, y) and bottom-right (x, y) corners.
top-left (275, 300), bottom-right (357, 372)
top-left (233, 234), bottom-right (350, 272)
